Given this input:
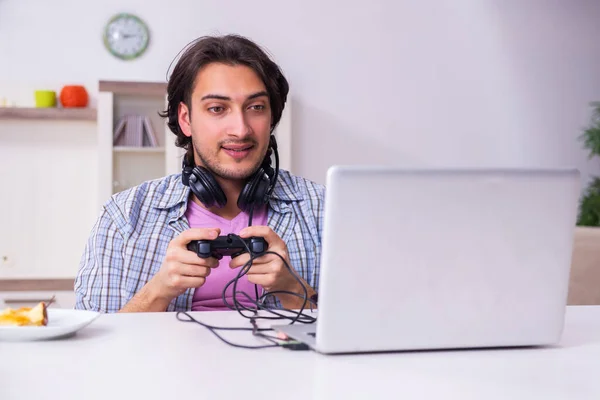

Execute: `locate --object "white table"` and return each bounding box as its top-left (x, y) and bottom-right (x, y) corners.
top-left (2, 306), bottom-right (600, 400)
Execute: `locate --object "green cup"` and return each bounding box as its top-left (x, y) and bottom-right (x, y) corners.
top-left (34, 90), bottom-right (57, 108)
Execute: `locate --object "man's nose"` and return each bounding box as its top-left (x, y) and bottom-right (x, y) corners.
top-left (227, 109), bottom-right (251, 138)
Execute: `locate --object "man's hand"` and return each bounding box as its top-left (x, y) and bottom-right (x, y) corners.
top-left (151, 227), bottom-right (221, 299)
top-left (120, 228), bottom-right (220, 312)
top-left (229, 226), bottom-right (315, 309)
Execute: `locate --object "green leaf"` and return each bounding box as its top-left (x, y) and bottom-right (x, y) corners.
top-left (578, 103), bottom-right (600, 158)
top-left (574, 104), bottom-right (600, 226)
top-left (577, 177), bottom-right (600, 227)
top-left (580, 126), bottom-right (600, 158)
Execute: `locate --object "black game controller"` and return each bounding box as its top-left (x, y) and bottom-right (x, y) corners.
top-left (187, 234), bottom-right (268, 260)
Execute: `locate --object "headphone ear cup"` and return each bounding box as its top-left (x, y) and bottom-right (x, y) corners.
top-left (237, 168), bottom-right (270, 212)
top-left (189, 167), bottom-right (227, 208)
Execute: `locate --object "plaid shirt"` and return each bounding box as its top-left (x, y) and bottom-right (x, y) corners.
top-left (74, 170), bottom-right (325, 312)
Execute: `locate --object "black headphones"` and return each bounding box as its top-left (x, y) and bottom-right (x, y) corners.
top-left (181, 135), bottom-right (279, 212)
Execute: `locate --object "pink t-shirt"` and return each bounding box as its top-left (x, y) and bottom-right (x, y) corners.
top-left (185, 200), bottom-right (268, 311)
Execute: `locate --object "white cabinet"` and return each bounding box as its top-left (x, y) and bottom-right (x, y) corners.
top-left (0, 106), bottom-right (98, 279)
top-left (96, 80), bottom-right (184, 207)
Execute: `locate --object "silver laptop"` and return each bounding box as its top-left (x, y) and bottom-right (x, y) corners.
top-left (273, 166), bottom-right (581, 354)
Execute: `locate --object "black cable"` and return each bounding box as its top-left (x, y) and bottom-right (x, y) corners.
top-left (226, 244), bottom-right (318, 330)
top-left (232, 289), bottom-right (316, 323)
top-left (176, 312), bottom-right (279, 350)
top-left (248, 204), bottom-right (255, 227)
top-left (179, 231), bottom-right (317, 349)
top-left (223, 236), bottom-right (315, 325)
top-left (266, 137), bottom-right (280, 200)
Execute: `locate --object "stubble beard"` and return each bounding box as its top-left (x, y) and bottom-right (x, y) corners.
top-left (192, 137), bottom-right (266, 181)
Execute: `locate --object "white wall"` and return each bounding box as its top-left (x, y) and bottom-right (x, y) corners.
top-left (1, 0), bottom-right (599, 186)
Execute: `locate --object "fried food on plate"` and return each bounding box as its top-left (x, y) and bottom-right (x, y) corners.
top-left (0, 302), bottom-right (48, 326)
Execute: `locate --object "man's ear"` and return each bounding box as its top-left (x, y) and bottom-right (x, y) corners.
top-left (178, 102), bottom-right (192, 137)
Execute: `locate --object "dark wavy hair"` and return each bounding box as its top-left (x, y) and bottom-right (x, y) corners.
top-left (160, 34), bottom-right (289, 157)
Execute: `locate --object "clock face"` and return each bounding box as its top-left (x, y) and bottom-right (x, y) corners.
top-left (103, 13), bottom-right (150, 60)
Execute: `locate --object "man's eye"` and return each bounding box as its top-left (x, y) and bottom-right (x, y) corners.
top-left (208, 106), bottom-right (224, 113)
top-left (249, 105), bottom-right (265, 111)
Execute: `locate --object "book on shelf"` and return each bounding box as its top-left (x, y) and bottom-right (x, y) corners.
top-left (113, 115), bottom-right (158, 147)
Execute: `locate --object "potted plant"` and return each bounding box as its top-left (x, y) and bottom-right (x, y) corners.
top-left (577, 102), bottom-right (600, 226)
top-left (568, 102), bottom-right (600, 305)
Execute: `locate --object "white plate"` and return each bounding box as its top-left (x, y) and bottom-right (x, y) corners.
top-left (0, 309), bottom-right (100, 341)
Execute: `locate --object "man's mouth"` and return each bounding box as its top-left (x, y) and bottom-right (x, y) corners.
top-left (221, 144), bottom-right (254, 152)
top-left (221, 143), bottom-right (255, 159)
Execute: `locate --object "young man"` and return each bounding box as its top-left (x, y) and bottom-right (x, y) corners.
top-left (75, 35), bottom-right (324, 313)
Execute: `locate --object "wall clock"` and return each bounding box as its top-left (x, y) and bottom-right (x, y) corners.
top-left (103, 13), bottom-right (150, 61)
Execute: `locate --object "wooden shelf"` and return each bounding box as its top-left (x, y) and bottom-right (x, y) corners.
top-left (99, 80), bottom-right (167, 96)
top-left (0, 107), bottom-right (97, 121)
top-left (113, 146), bottom-right (165, 153)
top-left (0, 278), bottom-right (75, 292)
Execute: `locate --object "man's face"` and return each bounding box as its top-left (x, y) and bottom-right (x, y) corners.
top-left (178, 62), bottom-right (272, 181)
